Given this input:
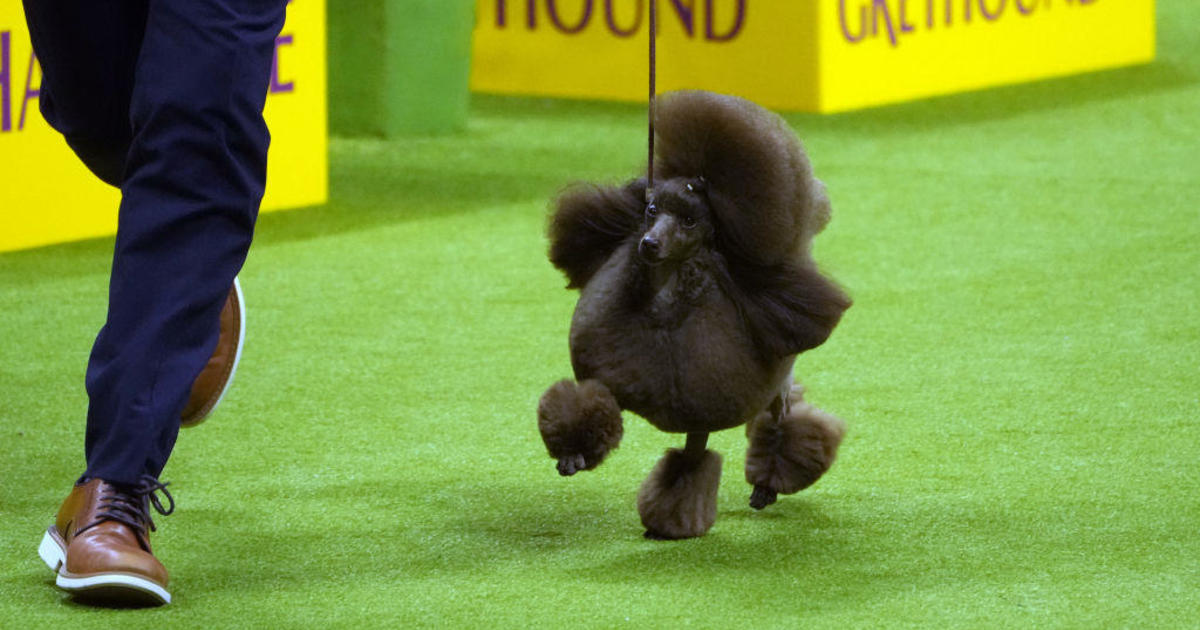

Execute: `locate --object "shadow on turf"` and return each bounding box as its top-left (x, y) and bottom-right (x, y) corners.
top-left (447, 482), bottom-right (858, 554)
top-left (132, 468), bottom-right (1115, 611)
top-left (27, 575), bottom-right (165, 612)
top-left (168, 479), bottom-right (631, 590)
top-left (165, 475), bottom-right (865, 595)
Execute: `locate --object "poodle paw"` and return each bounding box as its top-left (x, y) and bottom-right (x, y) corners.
top-left (638, 448), bottom-right (723, 540)
top-left (556, 454), bottom-right (588, 476)
top-left (745, 401), bottom-right (846, 496)
top-left (538, 379), bottom-right (624, 475)
top-left (749, 485), bottom-right (778, 510)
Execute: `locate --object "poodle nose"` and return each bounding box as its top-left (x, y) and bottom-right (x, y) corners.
top-left (639, 236), bottom-right (662, 261)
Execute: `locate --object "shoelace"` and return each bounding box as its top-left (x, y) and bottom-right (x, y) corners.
top-left (79, 475), bottom-right (176, 539)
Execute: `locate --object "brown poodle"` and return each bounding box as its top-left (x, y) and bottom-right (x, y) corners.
top-left (537, 90), bottom-right (851, 539)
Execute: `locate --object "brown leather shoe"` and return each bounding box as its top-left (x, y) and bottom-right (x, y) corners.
top-left (38, 477), bottom-right (175, 606)
top-left (181, 277), bottom-right (245, 428)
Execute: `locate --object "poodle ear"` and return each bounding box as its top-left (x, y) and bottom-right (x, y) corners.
top-left (724, 262), bottom-right (852, 360)
top-left (548, 178), bottom-right (646, 289)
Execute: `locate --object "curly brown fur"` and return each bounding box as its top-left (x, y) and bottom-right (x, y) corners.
top-left (540, 90), bottom-right (850, 538)
top-left (548, 179), bottom-right (646, 289)
top-left (745, 401), bottom-right (846, 509)
top-left (637, 448), bottom-right (722, 539)
top-left (653, 90), bottom-right (830, 266)
top-left (653, 92), bottom-right (851, 360)
top-left (718, 260), bottom-right (851, 361)
top-left (537, 379), bottom-right (624, 476)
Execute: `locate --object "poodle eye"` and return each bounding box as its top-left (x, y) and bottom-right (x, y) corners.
top-left (646, 204), bottom-right (658, 218)
top-left (687, 177), bottom-right (707, 193)
top-left (681, 215), bottom-right (697, 229)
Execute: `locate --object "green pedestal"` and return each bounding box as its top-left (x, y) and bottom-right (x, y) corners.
top-left (329, 1), bottom-right (475, 137)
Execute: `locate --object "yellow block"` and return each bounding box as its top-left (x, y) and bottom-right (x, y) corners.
top-left (822, 0), bottom-right (1157, 111)
top-left (0, 0), bottom-right (327, 253)
top-left (470, 0), bottom-right (1155, 113)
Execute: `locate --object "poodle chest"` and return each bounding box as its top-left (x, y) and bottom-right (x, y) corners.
top-left (567, 247), bottom-right (788, 433)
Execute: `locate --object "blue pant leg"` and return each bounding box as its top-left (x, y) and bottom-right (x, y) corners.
top-left (83, 0), bottom-right (288, 484)
top-left (21, 0), bottom-right (148, 187)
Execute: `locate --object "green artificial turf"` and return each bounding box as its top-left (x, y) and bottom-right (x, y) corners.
top-left (2, 5), bottom-right (1198, 628)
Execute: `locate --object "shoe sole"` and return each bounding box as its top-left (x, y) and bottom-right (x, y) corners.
top-left (181, 276), bottom-right (246, 428)
top-left (39, 527), bottom-right (171, 606)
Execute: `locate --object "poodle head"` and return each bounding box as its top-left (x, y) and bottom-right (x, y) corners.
top-left (653, 90), bottom-right (831, 266)
top-left (638, 177), bottom-right (714, 265)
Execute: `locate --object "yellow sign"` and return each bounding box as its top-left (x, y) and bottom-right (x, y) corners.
top-left (470, 0), bottom-right (1155, 112)
top-left (0, 0), bottom-right (327, 253)
top-left (822, 0), bottom-right (1156, 111)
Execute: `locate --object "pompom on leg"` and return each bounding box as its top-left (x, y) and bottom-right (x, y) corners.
top-left (745, 398), bottom-right (846, 510)
top-left (637, 434), bottom-right (722, 539)
top-left (537, 379), bottom-right (624, 476)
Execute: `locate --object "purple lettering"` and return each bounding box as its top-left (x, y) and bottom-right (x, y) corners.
top-left (667, 0), bottom-right (696, 37)
top-left (494, 0), bottom-right (769, 40)
top-left (604, 0), bottom-right (644, 37)
top-left (978, 0), bottom-right (1006, 20)
top-left (829, 0), bottom-right (1102, 48)
top-left (872, 0), bottom-right (899, 46)
top-left (495, 0), bottom-right (539, 29)
top-left (270, 35), bottom-right (295, 94)
top-left (900, 0), bottom-right (916, 32)
top-left (705, 0), bottom-right (745, 42)
top-left (19, 51), bottom-right (39, 131)
top-left (839, 0), bottom-right (868, 43)
top-left (1, 31), bottom-right (10, 132)
top-left (546, 0), bottom-right (594, 33)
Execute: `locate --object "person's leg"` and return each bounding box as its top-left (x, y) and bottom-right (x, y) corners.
top-left (21, 0), bottom-right (146, 186)
top-left (83, 0), bottom-right (288, 485)
top-left (35, 0), bottom-right (288, 606)
top-left (25, 1), bottom-right (173, 606)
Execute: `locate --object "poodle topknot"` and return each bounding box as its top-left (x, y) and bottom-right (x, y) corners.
top-left (538, 90), bottom-right (851, 540)
top-left (653, 90), bottom-right (832, 265)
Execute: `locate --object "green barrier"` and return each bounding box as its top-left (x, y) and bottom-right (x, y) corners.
top-left (329, 1), bottom-right (474, 136)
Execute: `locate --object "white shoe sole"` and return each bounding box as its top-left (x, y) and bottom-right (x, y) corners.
top-left (38, 527), bottom-right (66, 572)
top-left (38, 528), bottom-right (171, 606)
top-left (207, 276), bottom-right (246, 416)
top-left (183, 276), bottom-right (246, 427)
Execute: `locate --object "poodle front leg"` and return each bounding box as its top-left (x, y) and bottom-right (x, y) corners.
top-left (537, 379), bottom-right (624, 476)
top-left (745, 390), bottom-right (846, 510)
top-left (637, 433), bottom-right (722, 539)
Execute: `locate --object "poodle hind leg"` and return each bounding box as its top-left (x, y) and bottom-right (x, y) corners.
top-left (745, 391), bottom-right (845, 510)
top-left (637, 433), bottom-right (722, 540)
top-left (537, 379), bottom-right (624, 476)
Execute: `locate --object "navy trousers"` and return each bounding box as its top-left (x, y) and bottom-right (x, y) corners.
top-left (23, 0), bottom-right (288, 485)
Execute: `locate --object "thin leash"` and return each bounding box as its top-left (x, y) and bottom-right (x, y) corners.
top-left (646, 0), bottom-right (657, 205)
